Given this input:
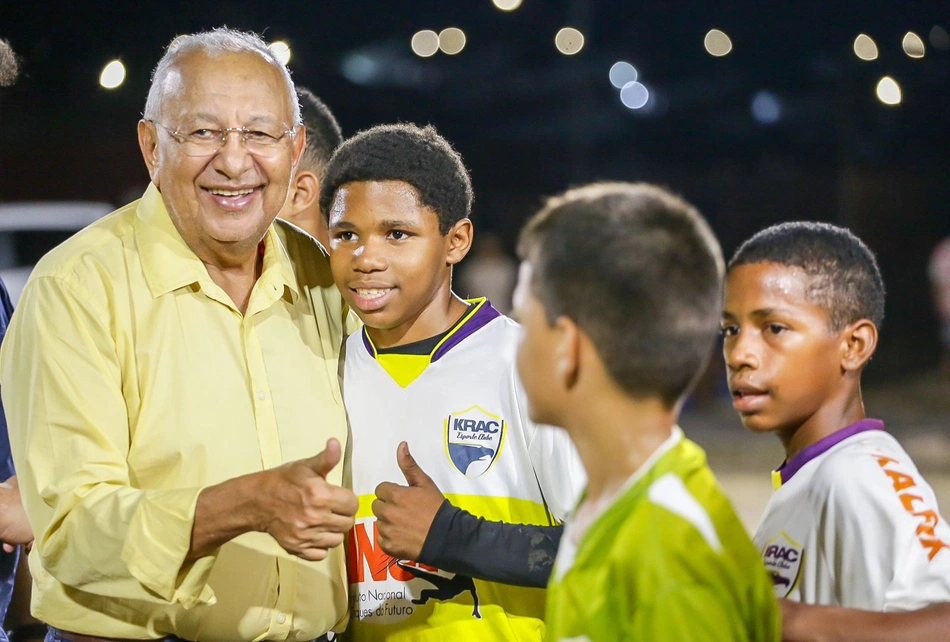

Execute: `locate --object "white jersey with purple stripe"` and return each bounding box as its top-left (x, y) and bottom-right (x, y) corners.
top-left (754, 418), bottom-right (950, 611)
top-left (343, 298), bottom-right (585, 641)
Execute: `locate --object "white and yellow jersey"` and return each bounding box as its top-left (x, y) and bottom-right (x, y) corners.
top-left (755, 419), bottom-right (950, 610)
top-left (343, 299), bottom-right (584, 641)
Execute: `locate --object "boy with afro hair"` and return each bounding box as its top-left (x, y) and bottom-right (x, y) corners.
top-left (321, 123), bottom-right (583, 641)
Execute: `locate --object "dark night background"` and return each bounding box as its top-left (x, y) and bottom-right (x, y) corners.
top-left (2, 1), bottom-right (949, 386)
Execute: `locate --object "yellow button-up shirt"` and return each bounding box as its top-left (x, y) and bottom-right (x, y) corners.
top-left (0, 184), bottom-right (351, 640)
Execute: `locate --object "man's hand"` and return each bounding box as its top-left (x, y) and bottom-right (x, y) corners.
top-left (260, 438), bottom-right (358, 561)
top-left (373, 442), bottom-right (446, 560)
top-left (0, 476), bottom-right (33, 553)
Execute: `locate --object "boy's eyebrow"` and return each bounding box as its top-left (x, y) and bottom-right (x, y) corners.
top-left (720, 307), bottom-right (798, 321)
top-left (379, 219), bottom-right (419, 228)
top-left (329, 220), bottom-right (355, 230)
top-left (749, 307), bottom-right (795, 319)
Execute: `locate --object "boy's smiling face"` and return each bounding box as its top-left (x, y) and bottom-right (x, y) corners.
top-left (328, 180), bottom-right (469, 346)
top-left (721, 261), bottom-right (847, 441)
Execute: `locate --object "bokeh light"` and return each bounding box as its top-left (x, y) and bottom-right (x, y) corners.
top-left (268, 41), bottom-right (291, 66)
top-left (620, 81), bottom-right (649, 109)
top-left (609, 61), bottom-right (638, 89)
top-left (492, 0), bottom-right (523, 11)
top-left (930, 25), bottom-right (950, 51)
top-left (876, 76), bottom-right (901, 106)
top-left (555, 28), bottom-right (585, 55)
top-left (411, 30), bottom-right (440, 57)
top-left (439, 28), bottom-right (467, 55)
top-left (902, 32), bottom-right (925, 58)
top-left (99, 60), bottom-right (126, 89)
top-left (751, 91), bottom-right (782, 124)
top-left (853, 34), bottom-right (878, 61)
top-left (704, 29), bottom-right (732, 57)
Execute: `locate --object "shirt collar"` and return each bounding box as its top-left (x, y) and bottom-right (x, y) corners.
top-left (134, 183), bottom-right (298, 303)
top-left (772, 418), bottom-right (885, 489)
top-left (360, 298), bottom-right (500, 359)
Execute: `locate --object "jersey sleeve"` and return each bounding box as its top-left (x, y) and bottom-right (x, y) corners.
top-left (819, 450), bottom-right (950, 611)
top-left (510, 373), bottom-right (585, 522)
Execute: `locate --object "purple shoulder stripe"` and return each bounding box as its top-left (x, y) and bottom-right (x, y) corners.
top-left (776, 418), bottom-right (885, 485)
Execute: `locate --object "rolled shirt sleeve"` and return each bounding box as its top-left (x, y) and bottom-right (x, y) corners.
top-left (2, 274), bottom-right (216, 607)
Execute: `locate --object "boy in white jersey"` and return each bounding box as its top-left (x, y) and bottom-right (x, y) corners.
top-left (319, 124), bottom-right (583, 641)
top-left (722, 222), bottom-right (950, 616)
top-left (515, 183), bottom-right (780, 641)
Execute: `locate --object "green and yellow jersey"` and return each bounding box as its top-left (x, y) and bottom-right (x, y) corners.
top-left (546, 429), bottom-right (780, 642)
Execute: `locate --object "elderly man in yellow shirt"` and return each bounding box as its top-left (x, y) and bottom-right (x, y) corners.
top-left (0, 28), bottom-right (357, 641)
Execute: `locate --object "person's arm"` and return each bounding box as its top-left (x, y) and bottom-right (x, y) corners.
top-left (417, 500), bottom-right (562, 588)
top-left (781, 600), bottom-right (950, 642)
top-left (1, 276), bottom-right (356, 608)
top-left (0, 477), bottom-right (31, 553)
top-left (372, 442), bottom-right (563, 587)
top-left (189, 438), bottom-right (356, 562)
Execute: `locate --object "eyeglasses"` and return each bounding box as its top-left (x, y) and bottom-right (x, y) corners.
top-left (147, 120), bottom-right (297, 157)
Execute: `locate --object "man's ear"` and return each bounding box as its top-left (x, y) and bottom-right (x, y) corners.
top-left (137, 120), bottom-right (161, 186)
top-left (553, 315), bottom-right (581, 391)
top-left (840, 319), bottom-right (878, 373)
top-left (446, 218), bottom-right (474, 266)
top-left (290, 124), bottom-right (307, 175)
top-left (289, 170), bottom-right (320, 217)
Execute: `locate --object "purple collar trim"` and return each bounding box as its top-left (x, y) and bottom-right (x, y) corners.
top-left (361, 329), bottom-right (373, 356)
top-left (776, 418), bottom-right (885, 485)
top-left (360, 299), bottom-right (501, 361)
top-left (432, 300), bottom-right (500, 362)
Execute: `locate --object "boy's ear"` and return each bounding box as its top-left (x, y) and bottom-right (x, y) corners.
top-left (840, 319), bottom-right (878, 372)
top-left (445, 218), bottom-right (474, 266)
top-left (553, 315), bottom-right (581, 391)
top-left (288, 170), bottom-right (320, 217)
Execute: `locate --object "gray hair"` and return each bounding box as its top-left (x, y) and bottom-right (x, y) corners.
top-left (143, 27), bottom-right (300, 126)
top-left (0, 38), bottom-right (19, 87)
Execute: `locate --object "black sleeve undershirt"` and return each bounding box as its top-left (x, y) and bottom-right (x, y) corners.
top-left (415, 499), bottom-right (565, 588)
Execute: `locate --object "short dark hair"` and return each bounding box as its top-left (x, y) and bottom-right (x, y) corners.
top-left (319, 123), bottom-right (472, 234)
top-left (296, 87), bottom-right (342, 178)
top-left (728, 221), bottom-right (885, 330)
top-left (519, 182), bottom-right (725, 407)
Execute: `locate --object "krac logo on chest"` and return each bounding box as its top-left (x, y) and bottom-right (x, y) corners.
top-left (444, 405), bottom-right (507, 477)
top-left (762, 531), bottom-right (804, 598)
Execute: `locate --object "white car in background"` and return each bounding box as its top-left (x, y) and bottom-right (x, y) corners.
top-left (0, 202), bottom-right (113, 305)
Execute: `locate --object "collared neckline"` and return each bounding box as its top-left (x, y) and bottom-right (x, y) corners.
top-left (772, 418), bottom-right (885, 489)
top-left (358, 298), bottom-right (501, 388)
top-left (134, 183), bottom-right (298, 306)
top-left (360, 297), bottom-right (500, 360)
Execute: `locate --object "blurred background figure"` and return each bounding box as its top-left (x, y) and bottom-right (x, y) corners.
top-left (457, 232), bottom-right (517, 314)
top-left (279, 87), bottom-right (343, 247)
top-left (930, 236), bottom-right (950, 377)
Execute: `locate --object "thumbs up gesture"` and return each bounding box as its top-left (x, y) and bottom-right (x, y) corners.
top-left (373, 442), bottom-right (446, 560)
top-left (262, 438), bottom-right (359, 561)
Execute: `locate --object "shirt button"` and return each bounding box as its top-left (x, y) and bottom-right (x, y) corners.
top-left (257, 391), bottom-right (266, 401)
top-left (277, 613), bottom-right (287, 624)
